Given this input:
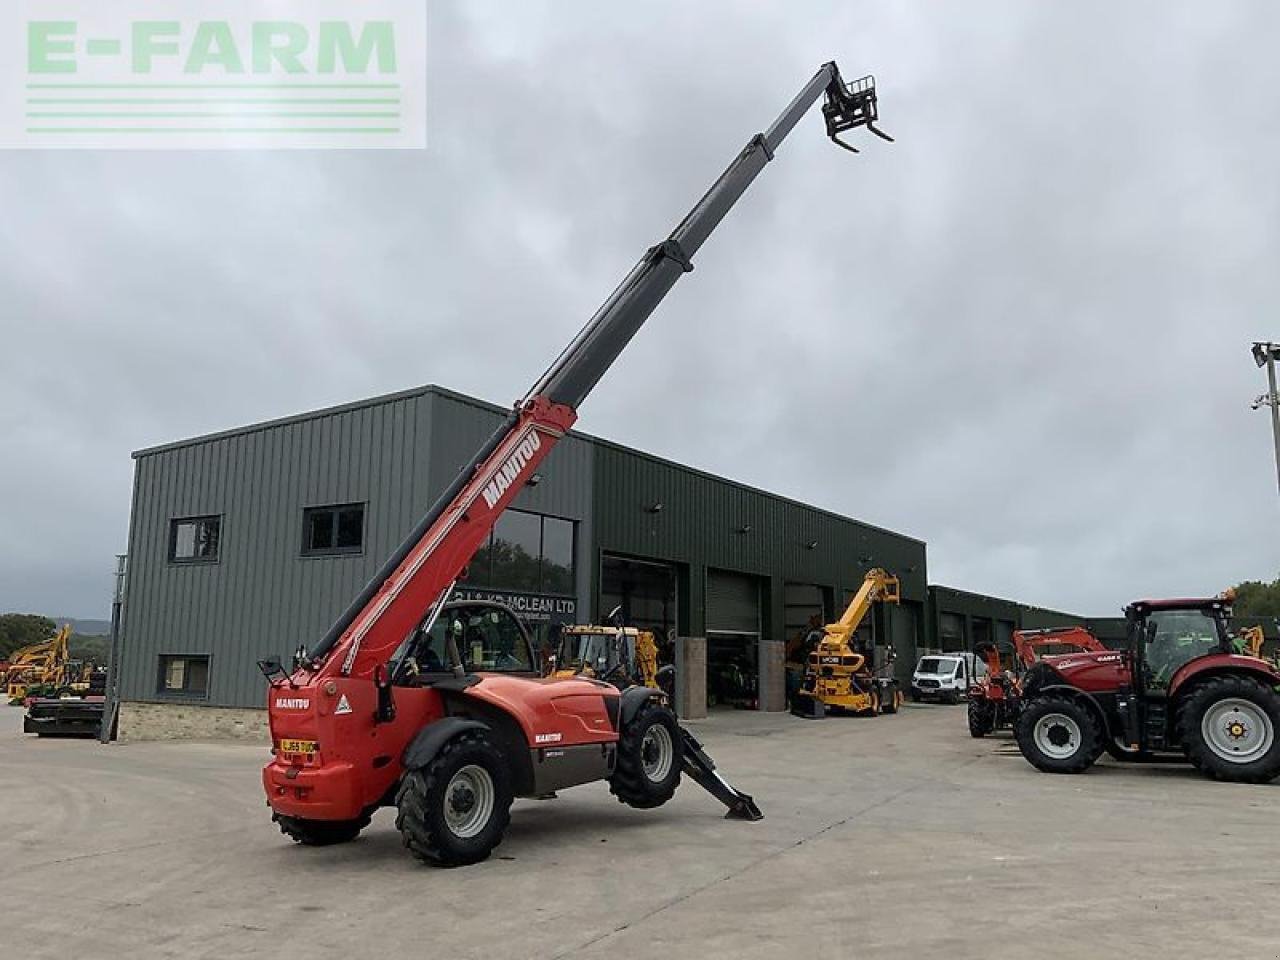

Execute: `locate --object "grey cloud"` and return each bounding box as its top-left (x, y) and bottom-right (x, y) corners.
top-left (2, 0), bottom-right (1278, 617)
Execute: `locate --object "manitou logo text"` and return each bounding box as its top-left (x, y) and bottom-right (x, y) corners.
top-left (480, 431), bottom-right (542, 510)
top-left (275, 697), bottom-right (310, 710)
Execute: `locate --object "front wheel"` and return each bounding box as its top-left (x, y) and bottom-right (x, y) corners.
top-left (395, 730), bottom-right (513, 867)
top-left (273, 811), bottom-right (370, 846)
top-left (1015, 695), bottom-right (1103, 774)
top-left (968, 699), bottom-right (994, 738)
top-left (881, 684), bottom-right (902, 715)
top-left (610, 700), bottom-right (683, 809)
top-left (1178, 676), bottom-right (1280, 784)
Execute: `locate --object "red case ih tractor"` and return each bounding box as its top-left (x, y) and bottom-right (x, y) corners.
top-left (1015, 593), bottom-right (1280, 782)
top-left (967, 626), bottom-right (1105, 738)
top-left (260, 62), bottom-right (892, 866)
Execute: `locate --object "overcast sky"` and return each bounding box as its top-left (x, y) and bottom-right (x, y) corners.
top-left (2, 1), bottom-right (1278, 619)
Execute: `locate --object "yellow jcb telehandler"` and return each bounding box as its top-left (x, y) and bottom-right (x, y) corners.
top-left (791, 569), bottom-right (902, 719)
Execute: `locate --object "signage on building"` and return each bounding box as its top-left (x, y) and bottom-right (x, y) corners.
top-left (455, 586), bottom-right (577, 624)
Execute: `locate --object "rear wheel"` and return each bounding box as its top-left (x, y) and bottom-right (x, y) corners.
top-left (968, 699), bottom-right (994, 738)
top-left (610, 700), bottom-right (682, 809)
top-left (273, 811), bottom-right (370, 846)
top-left (1178, 676), bottom-right (1280, 784)
top-left (1015, 695), bottom-right (1103, 774)
top-left (395, 730), bottom-right (513, 867)
top-left (881, 684), bottom-right (901, 715)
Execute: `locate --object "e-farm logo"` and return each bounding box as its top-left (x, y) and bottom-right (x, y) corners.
top-left (1, 0), bottom-right (426, 149)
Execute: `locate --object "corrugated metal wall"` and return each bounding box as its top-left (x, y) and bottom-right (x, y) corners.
top-left (117, 387), bottom-right (594, 709)
top-left (590, 439), bottom-right (929, 663)
top-left (119, 391), bottom-right (435, 709)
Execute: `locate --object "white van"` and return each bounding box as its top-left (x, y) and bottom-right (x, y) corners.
top-left (911, 652), bottom-right (987, 704)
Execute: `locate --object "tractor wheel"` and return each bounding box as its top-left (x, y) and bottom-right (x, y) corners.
top-left (273, 811), bottom-right (370, 846)
top-left (1015, 695), bottom-right (1103, 774)
top-left (395, 730), bottom-right (513, 867)
top-left (1178, 675), bottom-right (1280, 784)
top-left (881, 685), bottom-right (901, 715)
top-left (968, 699), bottom-right (995, 738)
top-left (609, 700), bottom-right (683, 809)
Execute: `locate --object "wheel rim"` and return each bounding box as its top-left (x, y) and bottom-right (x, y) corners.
top-left (1201, 698), bottom-right (1274, 764)
top-left (444, 764), bottom-right (495, 839)
top-left (1033, 712), bottom-right (1082, 760)
top-left (640, 724), bottom-right (674, 782)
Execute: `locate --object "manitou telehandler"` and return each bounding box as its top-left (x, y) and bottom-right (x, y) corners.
top-left (1015, 592), bottom-right (1280, 782)
top-left (791, 568), bottom-right (903, 719)
top-left (260, 62), bottom-right (892, 866)
top-left (967, 626), bottom-right (1106, 738)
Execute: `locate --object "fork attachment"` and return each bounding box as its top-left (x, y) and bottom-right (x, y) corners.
top-left (823, 71), bottom-right (894, 153)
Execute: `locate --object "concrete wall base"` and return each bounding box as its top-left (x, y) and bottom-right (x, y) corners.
top-left (119, 701), bottom-right (269, 743)
top-left (758, 640), bottom-right (786, 712)
top-left (675, 636), bottom-right (707, 720)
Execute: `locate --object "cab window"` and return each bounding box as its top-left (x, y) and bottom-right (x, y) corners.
top-left (423, 605), bottom-right (534, 674)
top-left (1144, 609), bottom-right (1220, 689)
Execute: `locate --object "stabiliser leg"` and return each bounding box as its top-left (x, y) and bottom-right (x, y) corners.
top-left (678, 726), bottom-right (764, 821)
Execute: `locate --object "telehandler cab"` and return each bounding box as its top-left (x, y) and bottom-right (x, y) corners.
top-left (1015, 592), bottom-right (1280, 783)
top-left (261, 61), bottom-right (891, 866)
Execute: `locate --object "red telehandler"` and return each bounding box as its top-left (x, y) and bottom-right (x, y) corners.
top-left (260, 62), bottom-right (892, 866)
top-left (966, 626), bottom-right (1105, 738)
top-left (1015, 592), bottom-right (1280, 782)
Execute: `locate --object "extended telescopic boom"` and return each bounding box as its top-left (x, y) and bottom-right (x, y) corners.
top-left (306, 62), bottom-right (890, 678)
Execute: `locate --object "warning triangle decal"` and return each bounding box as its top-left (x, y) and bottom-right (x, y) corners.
top-left (335, 694), bottom-right (353, 715)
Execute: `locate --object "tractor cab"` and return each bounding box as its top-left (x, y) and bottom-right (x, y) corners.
top-left (1127, 598), bottom-right (1231, 694)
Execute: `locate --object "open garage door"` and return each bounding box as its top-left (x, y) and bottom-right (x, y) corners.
top-left (706, 570), bottom-right (760, 710)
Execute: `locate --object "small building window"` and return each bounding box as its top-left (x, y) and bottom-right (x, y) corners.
top-left (157, 654), bottom-right (210, 697)
top-left (169, 516), bottom-right (221, 563)
top-left (302, 503), bottom-right (365, 556)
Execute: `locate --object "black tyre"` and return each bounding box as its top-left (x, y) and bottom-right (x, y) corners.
top-left (609, 700), bottom-right (683, 809)
top-left (968, 699), bottom-right (994, 738)
top-left (273, 811), bottom-right (370, 846)
top-left (909, 689), bottom-right (921, 702)
top-left (395, 730), bottom-right (513, 867)
top-left (881, 684), bottom-right (901, 715)
top-left (1177, 675), bottom-right (1280, 784)
top-left (945, 689), bottom-right (961, 706)
top-left (1015, 695), bottom-right (1104, 774)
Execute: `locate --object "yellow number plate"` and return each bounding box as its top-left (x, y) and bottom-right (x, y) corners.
top-left (279, 739), bottom-right (317, 754)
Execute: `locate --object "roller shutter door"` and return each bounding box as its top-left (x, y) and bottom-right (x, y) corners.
top-left (706, 569), bottom-right (760, 635)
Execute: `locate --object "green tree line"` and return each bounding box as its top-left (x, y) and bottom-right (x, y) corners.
top-left (1232, 577), bottom-right (1280, 618)
top-left (0, 613), bottom-right (110, 664)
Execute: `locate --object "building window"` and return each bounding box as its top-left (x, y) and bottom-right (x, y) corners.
top-left (467, 509), bottom-right (576, 595)
top-left (302, 503), bottom-right (365, 556)
top-left (157, 654), bottom-right (210, 697)
top-left (169, 516), bottom-right (221, 563)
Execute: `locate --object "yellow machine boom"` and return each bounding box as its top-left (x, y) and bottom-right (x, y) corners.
top-left (792, 569), bottom-right (903, 718)
top-left (5, 624), bottom-right (72, 701)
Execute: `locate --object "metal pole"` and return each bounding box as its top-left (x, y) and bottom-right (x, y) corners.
top-left (1267, 349), bottom-right (1280, 497)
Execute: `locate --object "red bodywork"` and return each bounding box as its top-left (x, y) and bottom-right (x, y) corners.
top-left (970, 627), bottom-right (1107, 704)
top-left (265, 674), bottom-right (621, 822)
top-left (1168, 653), bottom-right (1280, 698)
top-left (1036, 649), bottom-right (1130, 693)
top-left (263, 398), bottom-right (593, 822)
